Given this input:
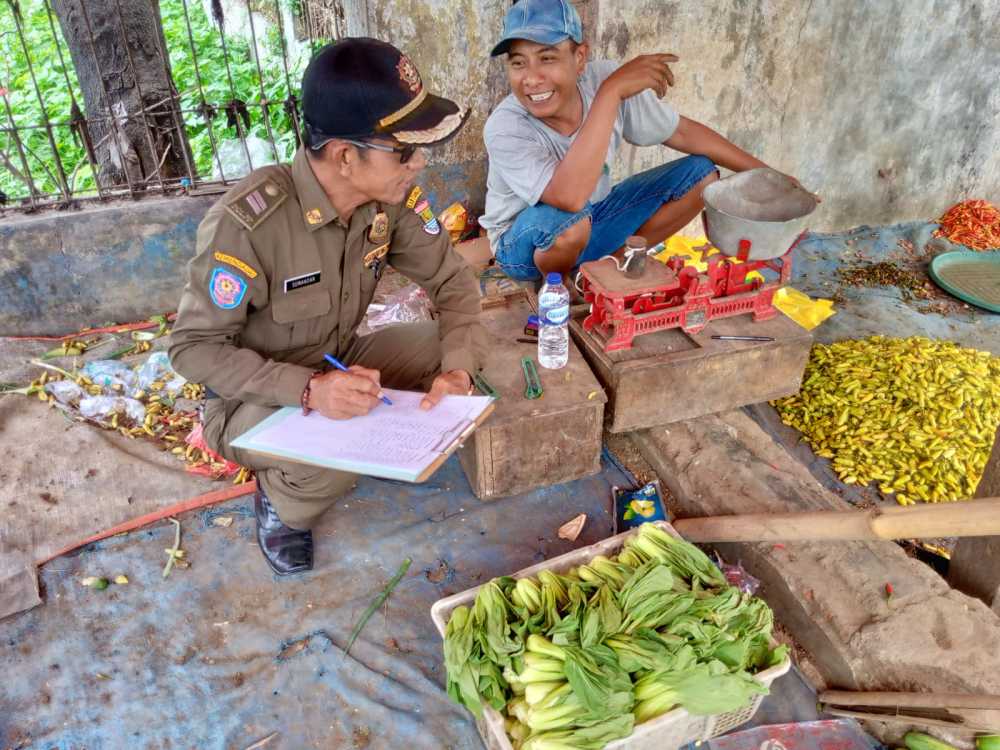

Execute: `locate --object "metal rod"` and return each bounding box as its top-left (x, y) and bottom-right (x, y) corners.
top-left (300, 0), bottom-right (317, 45)
top-left (711, 335), bottom-right (776, 342)
top-left (10, 3), bottom-right (71, 202)
top-left (179, 0), bottom-right (227, 184)
top-left (76, 0), bottom-right (137, 196)
top-left (111, 0), bottom-right (167, 192)
top-left (41, 0), bottom-right (106, 199)
top-left (0, 81), bottom-right (39, 206)
top-left (271, 0), bottom-right (303, 149)
top-left (144, 0), bottom-right (198, 189)
top-left (211, 5), bottom-right (255, 174)
top-left (243, 0), bottom-right (281, 164)
top-left (0, 101), bottom-right (288, 133)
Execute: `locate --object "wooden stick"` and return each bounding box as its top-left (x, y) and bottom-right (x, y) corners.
top-left (820, 690), bottom-right (1000, 711)
top-left (242, 732), bottom-right (278, 750)
top-left (672, 498), bottom-right (1000, 543)
top-left (821, 707), bottom-right (985, 732)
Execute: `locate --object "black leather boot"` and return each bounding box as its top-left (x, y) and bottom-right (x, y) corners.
top-left (254, 489), bottom-right (313, 575)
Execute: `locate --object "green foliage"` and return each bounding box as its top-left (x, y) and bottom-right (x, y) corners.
top-left (0, 0), bottom-right (324, 203)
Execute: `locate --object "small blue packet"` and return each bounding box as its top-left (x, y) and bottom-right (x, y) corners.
top-left (613, 480), bottom-right (669, 534)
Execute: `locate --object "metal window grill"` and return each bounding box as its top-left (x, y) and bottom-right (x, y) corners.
top-left (0, 0), bottom-right (341, 213)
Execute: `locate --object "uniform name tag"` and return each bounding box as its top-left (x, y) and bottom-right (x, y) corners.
top-left (284, 271), bottom-right (321, 292)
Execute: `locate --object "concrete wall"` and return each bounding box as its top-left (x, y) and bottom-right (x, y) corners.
top-left (358, 0), bottom-right (509, 215)
top-left (595, 0), bottom-right (1000, 229)
top-left (3, 0), bottom-right (999, 334)
top-left (367, 0), bottom-right (1000, 229)
top-left (0, 196), bottom-right (216, 336)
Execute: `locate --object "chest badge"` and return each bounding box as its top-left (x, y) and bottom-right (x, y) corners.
top-left (369, 212), bottom-right (389, 243)
top-left (305, 208), bottom-right (323, 225)
top-left (363, 242), bottom-right (391, 270)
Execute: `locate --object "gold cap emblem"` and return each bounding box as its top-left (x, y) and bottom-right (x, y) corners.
top-left (396, 55), bottom-right (422, 94)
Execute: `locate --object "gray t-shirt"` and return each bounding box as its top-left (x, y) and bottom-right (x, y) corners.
top-left (480, 59), bottom-right (681, 250)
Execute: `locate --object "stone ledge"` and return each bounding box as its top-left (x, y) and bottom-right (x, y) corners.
top-left (631, 408), bottom-right (1000, 739)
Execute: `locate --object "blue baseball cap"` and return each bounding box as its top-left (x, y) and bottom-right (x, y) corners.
top-left (490, 0), bottom-right (584, 57)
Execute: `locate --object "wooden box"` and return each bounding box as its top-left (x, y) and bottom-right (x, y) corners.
top-left (459, 294), bottom-right (607, 500)
top-left (570, 312), bottom-right (812, 433)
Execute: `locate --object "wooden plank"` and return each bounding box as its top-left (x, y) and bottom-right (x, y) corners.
top-left (571, 311), bottom-right (812, 432)
top-left (476, 296), bottom-right (606, 426)
top-left (458, 296), bottom-right (606, 499)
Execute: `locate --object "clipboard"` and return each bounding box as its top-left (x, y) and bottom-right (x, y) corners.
top-left (230, 389), bottom-right (495, 483)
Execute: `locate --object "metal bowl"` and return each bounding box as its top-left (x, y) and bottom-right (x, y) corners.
top-left (702, 167), bottom-right (817, 259)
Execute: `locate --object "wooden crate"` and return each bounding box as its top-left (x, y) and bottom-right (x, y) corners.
top-left (570, 311), bottom-right (812, 433)
top-left (459, 294), bottom-right (607, 500)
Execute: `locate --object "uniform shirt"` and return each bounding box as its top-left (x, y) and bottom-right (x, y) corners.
top-left (479, 60), bottom-right (681, 250)
top-left (169, 147), bottom-right (485, 408)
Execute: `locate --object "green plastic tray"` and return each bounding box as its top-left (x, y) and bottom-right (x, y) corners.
top-left (928, 250), bottom-right (1000, 313)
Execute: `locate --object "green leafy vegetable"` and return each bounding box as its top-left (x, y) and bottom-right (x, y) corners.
top-left (442, 524), bottom-right (786, 749)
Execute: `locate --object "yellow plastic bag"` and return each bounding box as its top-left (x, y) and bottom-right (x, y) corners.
top-left (772, 287), bottom-right (836, 330)
top-left (654, 234), bottom-right (712, 271)
top-left (654, 235), bottom-right (764, 281)
top-left (652, 235), bottom-right (834, 329)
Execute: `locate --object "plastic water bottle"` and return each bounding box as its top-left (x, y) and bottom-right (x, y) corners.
top-left (537, 272), bottom-right (570, 369)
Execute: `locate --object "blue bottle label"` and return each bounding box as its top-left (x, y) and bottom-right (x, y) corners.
top-left (544, 304), bottom-right (569, 325)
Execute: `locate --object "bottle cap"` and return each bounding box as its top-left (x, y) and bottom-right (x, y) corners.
top-left (545, 272), bottom-right (562, 285)
top-left (625, 235), bottom-right (647, 251)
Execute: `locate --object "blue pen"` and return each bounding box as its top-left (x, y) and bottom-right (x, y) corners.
top-left (324, 353), bottom-right (393, 406)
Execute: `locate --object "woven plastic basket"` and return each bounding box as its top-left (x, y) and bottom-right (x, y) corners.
top-left (430, 522), bottom-right (791, 750)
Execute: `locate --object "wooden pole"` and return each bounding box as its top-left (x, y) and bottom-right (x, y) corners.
top-left (672, 498), bottom-right (1000, 543)
top-left (820, 690), bottom-right (1000, 711)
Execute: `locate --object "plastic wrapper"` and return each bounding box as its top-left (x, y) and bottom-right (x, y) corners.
top-left (612, 480), bottom-right (669, 534)
top-left (44, 380), bottom-right (84, 407)
top-left (438, 202), bottom-right (468, 243)
top-left (82, 360), bottom-right (136, 391)
top-left (211, 136), bottom-right (279, 180)
top-left (135, 351), bottom-right (187, 396)
top-left (772, 287), bottom-right (836, 330)
top-left (79, 396), bottom-right (146, 425)
top-left (364, 283), bottom-right (434, 332)
top-left (714, 554), bottom-right (761, 595)
top-left (184, 422), bottom-right (242, 479)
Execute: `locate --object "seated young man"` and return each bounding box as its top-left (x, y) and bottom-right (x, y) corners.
top-left (480, 0), bottom-right (815, 282)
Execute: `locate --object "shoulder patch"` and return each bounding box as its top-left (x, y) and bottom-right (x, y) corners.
top-left (225, 178), bottom-right (287, 231)
top-left (209, 267), bottom-right (248, 309)
top-left (413, 198), bottom-right (440, 235)
top-left (213, 251), bottom-right (258, 279)
top-left (405, 185), bottom-right (423, 209)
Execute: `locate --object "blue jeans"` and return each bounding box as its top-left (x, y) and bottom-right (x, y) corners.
top-left (494, 155), bottom-right (717, 281)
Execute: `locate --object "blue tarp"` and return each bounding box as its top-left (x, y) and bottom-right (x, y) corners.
top-left (793, 221), bottom-right (999, 353)
top-left (1, 454), bottom-right (632, 749)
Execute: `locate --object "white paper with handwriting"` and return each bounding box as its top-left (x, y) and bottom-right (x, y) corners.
top-left (230, 389), bottom-right (494, 482)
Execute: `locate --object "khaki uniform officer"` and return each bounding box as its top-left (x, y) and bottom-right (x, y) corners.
top-left (169, 38), bottom-right (486, 576)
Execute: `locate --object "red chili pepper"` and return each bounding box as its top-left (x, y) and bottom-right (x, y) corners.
top-left (934, 200), bottom-right (1000, 251)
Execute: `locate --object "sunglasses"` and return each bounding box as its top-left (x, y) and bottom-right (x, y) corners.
top-left (342, 138), bottom-right (418, 165)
